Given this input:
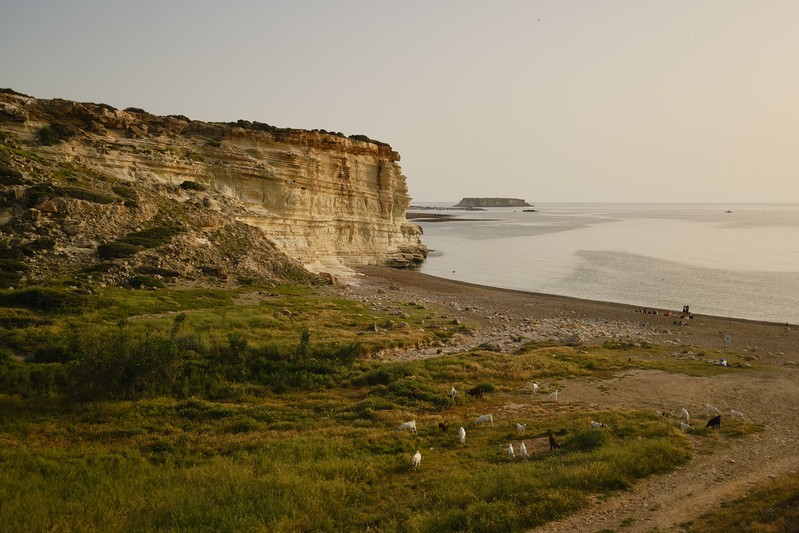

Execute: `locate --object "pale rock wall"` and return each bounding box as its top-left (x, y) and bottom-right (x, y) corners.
top-left (0, 92), bottom-right (427, 274)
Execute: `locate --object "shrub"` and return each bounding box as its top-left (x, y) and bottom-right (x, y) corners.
top-left (97, 242), bottom-right (143, 259)
top-left (25, 183), bottom-right (55, 206)
top-left (111, 185), bottom-right (137, 200)
top-left (38, 122), bottom-right (76, 145)
top-left (0, 258), bottom-right (27, 272)
top-left (0, 287), bottom-right (89, 314)
top-left (0, 165), bottom-right (26, 185)
top-left (566, 430), bottom-right (608, 452)
top-left (119, 224), bottom-right (183, 248)
top-left (58, 187), bottom-right (116, 204)
top-left (180, 180), bottom-right (205, 191)
top-left (134, 266), bottom-right (180, 278)
top-left (20, 238), bottom-right (56, 255)
top-left (127, 275), bottom-right (164, 289)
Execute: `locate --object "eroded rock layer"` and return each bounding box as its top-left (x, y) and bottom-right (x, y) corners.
top-left (0, 90), bottom-right (427, 281)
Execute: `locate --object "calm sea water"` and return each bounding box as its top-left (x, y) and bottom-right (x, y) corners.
top-left (411, 203), bottom-right (799, 325)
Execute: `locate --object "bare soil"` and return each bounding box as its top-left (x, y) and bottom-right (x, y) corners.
top-left (342, 267), bottom-right (799, 532)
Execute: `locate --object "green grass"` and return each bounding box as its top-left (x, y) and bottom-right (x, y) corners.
top-left (0, 392), bottom-right (692, 532)
top-left (0, 283), bottom-right (760, 531)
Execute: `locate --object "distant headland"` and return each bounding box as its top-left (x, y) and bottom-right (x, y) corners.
top-left (455, 197), bottom-right (532, 208)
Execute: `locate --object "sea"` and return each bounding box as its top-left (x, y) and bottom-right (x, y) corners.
top-left (410, 203), bottom-right (799, 325)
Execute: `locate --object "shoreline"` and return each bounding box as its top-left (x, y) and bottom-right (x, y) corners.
top-left (344, 266), bottom-right (797, 363)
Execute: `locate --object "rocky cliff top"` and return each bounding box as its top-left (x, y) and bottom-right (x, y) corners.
top-left (0, 89), bottom-right (426, 290)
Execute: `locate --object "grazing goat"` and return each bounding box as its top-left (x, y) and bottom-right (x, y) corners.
top-left (591, 421), bottom-right (607, 430)
top-left (412, 450), bottom-right (422, 469)
top-left (519, 441), bottom-right (529, 459)
top-left (449, 386), bottom-right (457, 400)
top-left (458, 426), bottom-right (466, 445)
top-left (548, 429), bottom-right (561, 451)
top-left (706, 415), bottom-right (721, 429)
top-left (548, 390), bottom-right (559, 401)
top-left (532, 382), bottom-right (540, 393)
top-left (730, 410), bottom-right (745, 420)
top-left (507, 443), bottom-right (515, 459)
top-left (706, 404), bottom-right (721, 416)
top-left (397, 420), bottom-right (417, 434)
top-left (680, 408), bottom-right (690, 423)
top-left (475, 414), bottom-right (493, 426)
top-left (516, 423), bottom-right (527, 434)
top-left (439, 420), bottom-right (449, 432)
top-left (681, 422), bottom-right (692, 432)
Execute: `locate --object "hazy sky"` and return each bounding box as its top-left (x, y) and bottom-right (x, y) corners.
top-left (3, 1), bottom-right (798, 203)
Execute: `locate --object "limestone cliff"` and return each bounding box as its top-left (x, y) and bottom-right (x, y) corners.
top-left (0, 90), bottom-right (426, 287)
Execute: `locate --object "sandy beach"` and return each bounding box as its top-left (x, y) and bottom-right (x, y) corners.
top-left (337, 267), bottom-right (799, 532)
top-left (346, 266), bottom-right (797, 364)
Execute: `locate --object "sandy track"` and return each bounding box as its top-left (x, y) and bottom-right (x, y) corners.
top-left (340, 267), bottom-right (799, 531)
top-left (535, 369), bottom-right (799, 532)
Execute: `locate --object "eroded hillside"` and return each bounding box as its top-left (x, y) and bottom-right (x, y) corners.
top-left (0, 89), bottom-right (427, 289)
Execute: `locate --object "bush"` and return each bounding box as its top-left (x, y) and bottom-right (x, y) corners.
top-left (0, 287), bottom-right (89, 314)
top-left (59, 187), bottom-right (116, 204)
top-left (97, 242), bottom-right (143, 259)
top-left (111, 185), bottom-right (137, 200)
top-left (38, 122), bottom-right (76, 145)
top-left (134, 266), bottom-right (180, 278)
top-left (25, 183), bottom-right (55, 206)
top-left (0, 258), bottom-right (27, 272)
top-left (566, 430), bottom-right (608, 452)
top-left (119, 225), bottom-right (183, 248)
top-left (180, 180), bottom-right (205, 191)
top-left (0, 165), bottom-right (26, 185)
top-left (20, 238), bottom-right (56, 255)
top-left (127, 275), bottom-right (164, 289)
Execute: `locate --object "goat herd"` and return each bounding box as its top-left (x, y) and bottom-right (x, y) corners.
top-left (399, 386), bottom-right (746, 471)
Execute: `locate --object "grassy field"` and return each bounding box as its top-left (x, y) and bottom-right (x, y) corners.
top-left (0, 283), bottom-right (765, 532)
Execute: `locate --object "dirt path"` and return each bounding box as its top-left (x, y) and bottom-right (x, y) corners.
top-left (532, 369), bottom-right (799, 532)
top-left (342, 267), bottom-right (799, 531)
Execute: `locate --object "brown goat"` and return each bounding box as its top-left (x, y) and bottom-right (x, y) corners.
top-left (438, 420), bottom-right (449, 432)
top-left (548, 429), bottom-right (561, 451)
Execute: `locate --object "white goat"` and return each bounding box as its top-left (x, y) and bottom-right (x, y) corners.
top-left (397, 420), bottom-right (417, 434)
top-left (449, 386), bottom-right (457, 399)
top-left (412, 450), bottom-right (422, 469)
top-left (532, 382), bottom-right (540, 393)
top-left (548, 390), bottom-right (559, 401)
top-left (516, 423), bottom-right (527, 434)
top-left (706, 404), bottom-right (721, 416)
top-left (507, 443), bottom-right (515, 459)
top-left (475, 414), bottom-right (493, 426)
top-left (519, 441), bottom-right (529, 459)
top-left (458, 426), bottom-right (466, 445)
top-left (680, 408), bottom-right (690, 423)
top-left (730, 409), bottom-right (745, 420)
top-left (680, 422), bottom-right (692, 432)
top-left (591, 420), bottom-right (607, 430)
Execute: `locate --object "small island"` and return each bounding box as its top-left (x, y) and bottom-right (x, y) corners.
top-left (455, 197), bottom-right (532, 208)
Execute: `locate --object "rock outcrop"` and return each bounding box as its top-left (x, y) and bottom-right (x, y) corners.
top-left (455, 198), bottom-right (531, 208)
top-left (0, 90), bottom-right (427, 286)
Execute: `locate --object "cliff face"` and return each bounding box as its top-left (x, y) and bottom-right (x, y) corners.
top-left (0, 91), bottom-right (426, 285)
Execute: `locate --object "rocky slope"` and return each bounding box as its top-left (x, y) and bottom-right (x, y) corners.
top-left (0, 89), bottom-right (426, 288)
